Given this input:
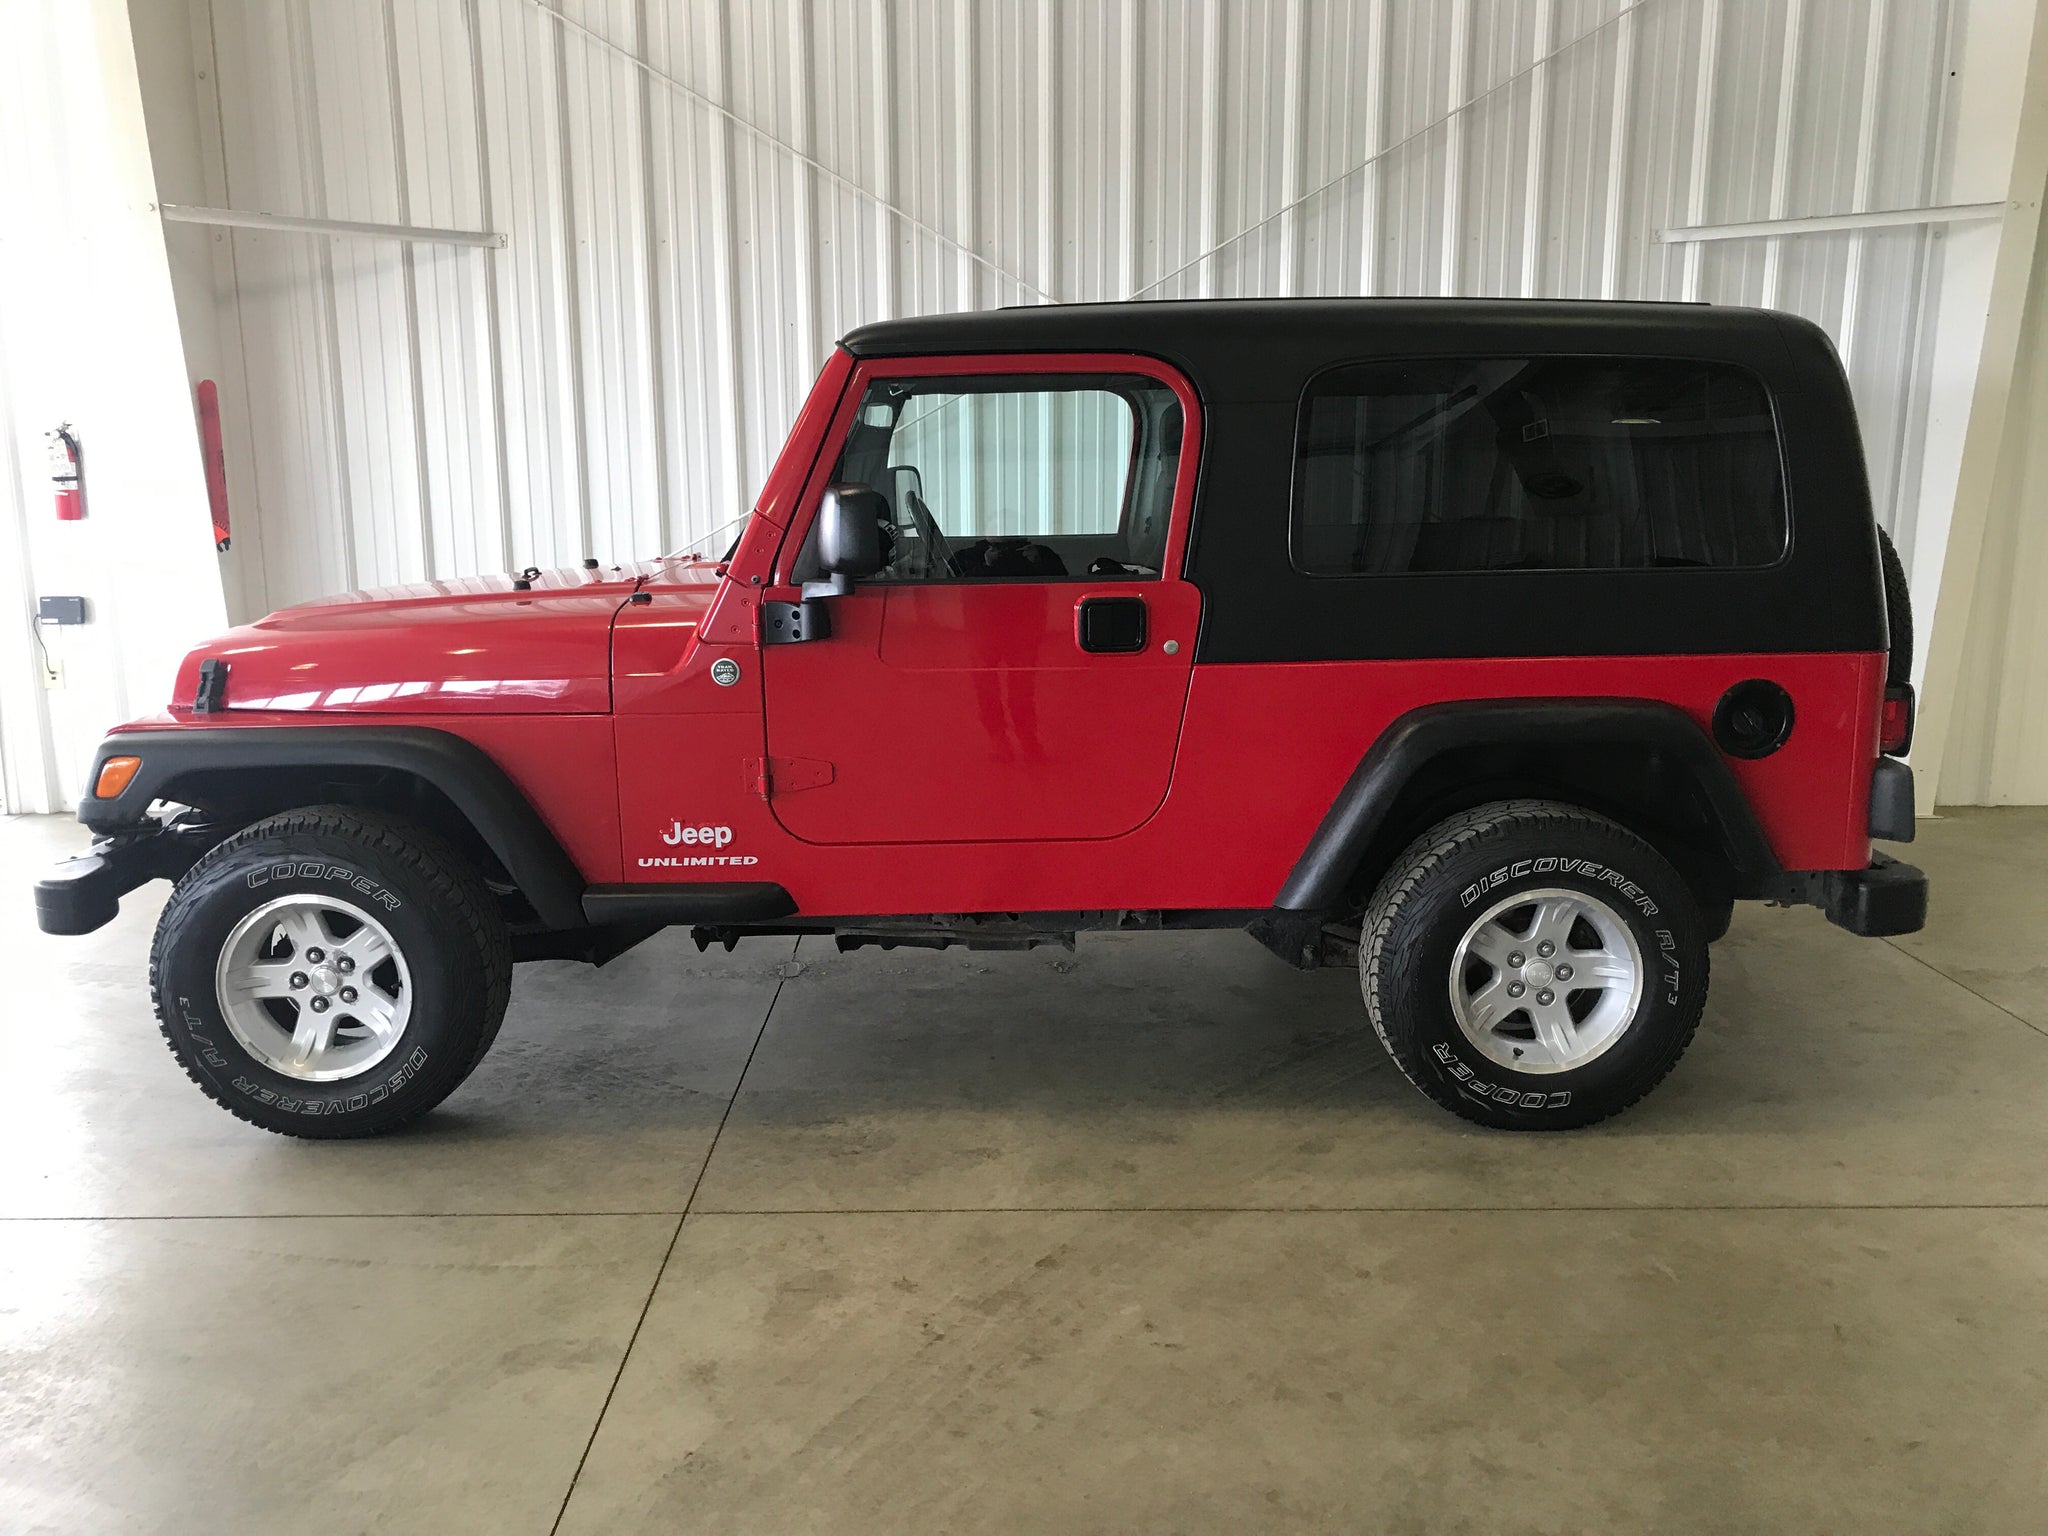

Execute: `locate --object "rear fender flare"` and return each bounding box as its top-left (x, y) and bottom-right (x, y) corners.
top-left (82, 725), bottom-right (586, 929)
top-left (1274, 699), bottom-right (1782, 911)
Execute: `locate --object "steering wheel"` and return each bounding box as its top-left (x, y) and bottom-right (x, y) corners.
top-left (903, 491), bottom-right (959, 578)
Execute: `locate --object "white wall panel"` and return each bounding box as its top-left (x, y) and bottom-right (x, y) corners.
top-left (187, 0), bottom-right (1963, 630)
top-left (1942, 177), bottom-right (2048, 806)
top-left (0, 0), bottom-right (229, 811)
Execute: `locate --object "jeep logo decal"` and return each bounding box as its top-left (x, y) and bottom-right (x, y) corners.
top-left (662, 821), bottom-right (734, 848)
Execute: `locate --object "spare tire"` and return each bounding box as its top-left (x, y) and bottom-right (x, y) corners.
top-left (1878, 526), bottom-right (1913, 687)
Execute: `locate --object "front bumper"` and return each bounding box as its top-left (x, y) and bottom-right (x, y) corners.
top-left (1812, 851), bottom-right (1929, 937)
top-left (34, 822), bottom-right (219, 936)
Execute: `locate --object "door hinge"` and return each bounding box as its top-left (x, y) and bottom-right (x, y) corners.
top-left (743, 756), bottom-right (835, 798)
top-left (760, 598), bottom-right (831, 644)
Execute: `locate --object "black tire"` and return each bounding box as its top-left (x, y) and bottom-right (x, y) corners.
top-left (149, 805), bottom-right (512, 1138)
top-left (1877, 525), bottom-right (1912, 687)
top-left (1359, 799), bottom-right (1708, 1131)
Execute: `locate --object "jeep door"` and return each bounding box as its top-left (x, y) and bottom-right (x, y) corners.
top-left (760, 355), bottom-right (1202, 846)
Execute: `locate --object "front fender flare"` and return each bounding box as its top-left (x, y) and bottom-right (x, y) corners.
top-left (81, 725), bottom-right (587, 929)
top-left (1274, 699), bottom-right (1783, 912)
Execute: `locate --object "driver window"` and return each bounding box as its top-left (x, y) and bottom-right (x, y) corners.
top-left (824, 373), bottom-right (1181, 581)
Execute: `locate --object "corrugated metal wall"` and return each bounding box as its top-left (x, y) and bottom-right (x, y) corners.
top-left (190, 0), bottom-right (1957, 622)
top-left (1944, 200), bottom-right (2048, 806)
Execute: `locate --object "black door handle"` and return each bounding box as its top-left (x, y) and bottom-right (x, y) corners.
top-left (1077, 596), bottom-right (1147, 653)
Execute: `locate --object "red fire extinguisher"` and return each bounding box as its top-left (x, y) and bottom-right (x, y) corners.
top-left (49, 424), bottom-right (84, 520)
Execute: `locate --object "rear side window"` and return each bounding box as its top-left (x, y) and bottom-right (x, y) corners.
top-left (1291, 357), bottom-right (1788, 576)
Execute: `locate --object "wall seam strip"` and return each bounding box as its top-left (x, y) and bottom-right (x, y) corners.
top-left (382, 0), bottom-right (438, 581)
top-left (461, 0), bottom-right (516, 572)
top-left (1130, 0), bottom-right (1658, 300)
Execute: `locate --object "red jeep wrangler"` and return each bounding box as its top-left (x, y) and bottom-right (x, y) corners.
top-left (35, 300), bottom-right (1926, 1137)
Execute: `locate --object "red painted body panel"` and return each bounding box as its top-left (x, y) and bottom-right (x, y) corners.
top-left (611, 562), bottom-right (772, 882)
top-left (170, 563), bottom-right (649, 717)
top-left (617, 649), bottom-right (1882, 915)
top-left (761, 578), bottom-right (1202, 844)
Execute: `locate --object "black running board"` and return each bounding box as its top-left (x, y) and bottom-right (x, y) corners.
top-left (580, 882), bottom-right (798, 925)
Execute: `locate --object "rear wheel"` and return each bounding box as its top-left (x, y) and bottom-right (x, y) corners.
top-left (1360, 799), bottom-right (1708, 1131)
top-left (150, 806), bottom-right (511, 1138)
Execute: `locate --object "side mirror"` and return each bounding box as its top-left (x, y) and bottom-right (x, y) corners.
top-left (814, 486), bottom-right (886, 589)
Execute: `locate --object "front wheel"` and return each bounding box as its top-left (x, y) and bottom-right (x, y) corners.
top-left (1360, 799), bottom-right (1708, 1131)
top-left (149, 806), bottom-right (512, 1138)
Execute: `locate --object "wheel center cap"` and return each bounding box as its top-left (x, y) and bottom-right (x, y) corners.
top-left (308, 964), bottom-right (342, 997)
top-left (1523, 959), bottom-right (1556, 988)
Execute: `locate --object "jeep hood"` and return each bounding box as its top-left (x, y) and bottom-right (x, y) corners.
top-left (167, 559), bottom-right (720, 716)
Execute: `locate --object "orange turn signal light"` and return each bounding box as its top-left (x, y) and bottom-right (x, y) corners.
top-left (94, 755), bottom-right (142, 799)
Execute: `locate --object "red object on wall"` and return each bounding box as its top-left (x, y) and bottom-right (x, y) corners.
top-left (195, 380), bottom-right (230, 550)
top-left (49, 425), bottom-right (84, 520)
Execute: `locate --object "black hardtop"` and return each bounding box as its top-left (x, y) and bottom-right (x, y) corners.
top-left (843, 297), bottom-right (1881, 664)
top-left (841, 298), bottom-right (1837, 404)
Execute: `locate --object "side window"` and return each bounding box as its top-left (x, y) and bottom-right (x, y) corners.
top-left (826, 373), bottom-right (1182, 581)
top-left (1292, 357), bottom-right (1788, 576)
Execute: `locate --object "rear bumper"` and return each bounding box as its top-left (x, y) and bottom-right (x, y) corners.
top-left (34, 823), bottom-right (218, 936)
top-left (1811, 852), bottom-right (1928, 937)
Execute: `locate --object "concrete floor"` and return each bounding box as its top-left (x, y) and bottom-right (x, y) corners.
top-left (3, 809), bottom-right (2047, 1534)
